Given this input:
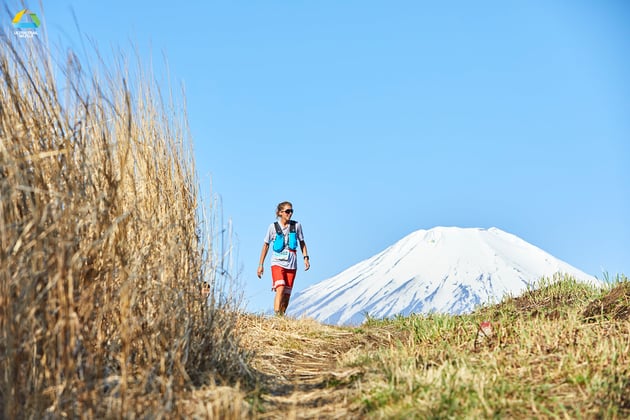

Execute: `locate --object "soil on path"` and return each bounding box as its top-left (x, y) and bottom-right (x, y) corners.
top-left (237, 315), bottom-right (399, 419)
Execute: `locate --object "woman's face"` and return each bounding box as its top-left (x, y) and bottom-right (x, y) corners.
top-left (279, 206), bottom-right (293, 222)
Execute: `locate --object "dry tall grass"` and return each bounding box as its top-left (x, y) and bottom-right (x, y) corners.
top-left (0, 35), bottom-right (251, 418)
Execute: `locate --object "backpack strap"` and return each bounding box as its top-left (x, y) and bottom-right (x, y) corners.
top-left (274, 222), bottom-right (283, 235)
top-left (276, 221), bottom-right (297, 234)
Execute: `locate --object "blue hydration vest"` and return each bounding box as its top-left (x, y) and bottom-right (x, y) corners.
top-left (273, 221), bottom-right (298, 252)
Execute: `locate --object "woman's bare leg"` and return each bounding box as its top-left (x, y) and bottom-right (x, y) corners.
top-left (274, 286), bottom-right (285, 314)
top-left (280, 293), bottom-right (291, 313)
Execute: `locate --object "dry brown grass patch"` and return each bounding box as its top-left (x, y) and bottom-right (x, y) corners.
top-left (583, 281), bottom-right (630, 321)
top-left (236, 314), bottom-right (404, 419)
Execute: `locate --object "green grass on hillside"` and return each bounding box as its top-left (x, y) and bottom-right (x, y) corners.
top-left (347, 275), bottom-right (630, 419)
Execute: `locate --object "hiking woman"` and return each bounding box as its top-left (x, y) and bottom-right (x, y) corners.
top-left (257, 201), bottom-right (310, 315)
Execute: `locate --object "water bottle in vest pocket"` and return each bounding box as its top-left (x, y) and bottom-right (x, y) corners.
top-left (288, 231), bottom-right (297, 251)
top-left (272, 232), bottom-right (285, 252)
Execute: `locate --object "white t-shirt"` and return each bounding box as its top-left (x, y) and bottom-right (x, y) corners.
top-left (264, 221), bottom-right (305, 270)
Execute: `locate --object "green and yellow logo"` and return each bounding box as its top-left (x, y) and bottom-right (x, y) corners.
top-left (12, 9), bottom-right (40, 29)
top-left (12, 9), bottom-right (40, 38)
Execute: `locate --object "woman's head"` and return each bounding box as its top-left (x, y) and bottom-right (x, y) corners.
top-left (276, 201), bottom-right (294, 218)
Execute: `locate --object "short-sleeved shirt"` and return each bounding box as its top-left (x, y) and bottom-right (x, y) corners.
top-left (264, 221), bottom-right (305, 270)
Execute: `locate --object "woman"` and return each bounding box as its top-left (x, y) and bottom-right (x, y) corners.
top-left (257, 201), bottom-right (310, 315)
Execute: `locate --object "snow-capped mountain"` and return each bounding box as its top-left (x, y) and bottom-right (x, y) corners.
top-left (289, 226), bottom-right (600, 326)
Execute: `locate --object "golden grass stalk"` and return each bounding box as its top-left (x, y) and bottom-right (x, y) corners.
top-left (0, 34), bottom-right (251, 418)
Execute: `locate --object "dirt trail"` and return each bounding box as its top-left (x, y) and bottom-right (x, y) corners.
top-left (238, 315), bottom-right (396, 419)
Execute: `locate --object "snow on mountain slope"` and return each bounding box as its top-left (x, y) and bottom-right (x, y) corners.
top-left (288, 226), bottom-right (600, 326)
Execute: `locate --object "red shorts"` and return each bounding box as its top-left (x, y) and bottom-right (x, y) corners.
top-left (271, 265), bottom-right (296, 295)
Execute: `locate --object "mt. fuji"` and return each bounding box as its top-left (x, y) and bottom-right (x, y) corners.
top-left (289, 227), bottom-right (600, 326)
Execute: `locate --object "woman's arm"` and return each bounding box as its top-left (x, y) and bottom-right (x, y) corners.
top-left (300, 240), bottom-right (310, 271)
top-left (257, 242), bottom-right (269, 278)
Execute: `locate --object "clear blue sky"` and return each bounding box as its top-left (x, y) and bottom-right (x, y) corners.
top-left (12, 1), bottom-right (629, 313)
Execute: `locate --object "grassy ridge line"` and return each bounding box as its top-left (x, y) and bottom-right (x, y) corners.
top-left (348, 275), bottom-right (630, 418)
top-left (0, 37), bottom-right (250, 418)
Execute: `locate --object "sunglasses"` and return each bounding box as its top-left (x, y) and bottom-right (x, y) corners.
top-left (281, 209), bottom-right (294, 214)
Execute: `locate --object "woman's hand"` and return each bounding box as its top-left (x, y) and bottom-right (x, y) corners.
top-left (258, 244), bottom-right (269, 278)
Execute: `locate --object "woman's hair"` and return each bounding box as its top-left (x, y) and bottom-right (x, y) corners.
top-left (276, 201), bottom-right (293, 217)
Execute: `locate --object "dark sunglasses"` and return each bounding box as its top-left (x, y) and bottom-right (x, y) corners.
top-left (282, 209), bottom-right (294, 214)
